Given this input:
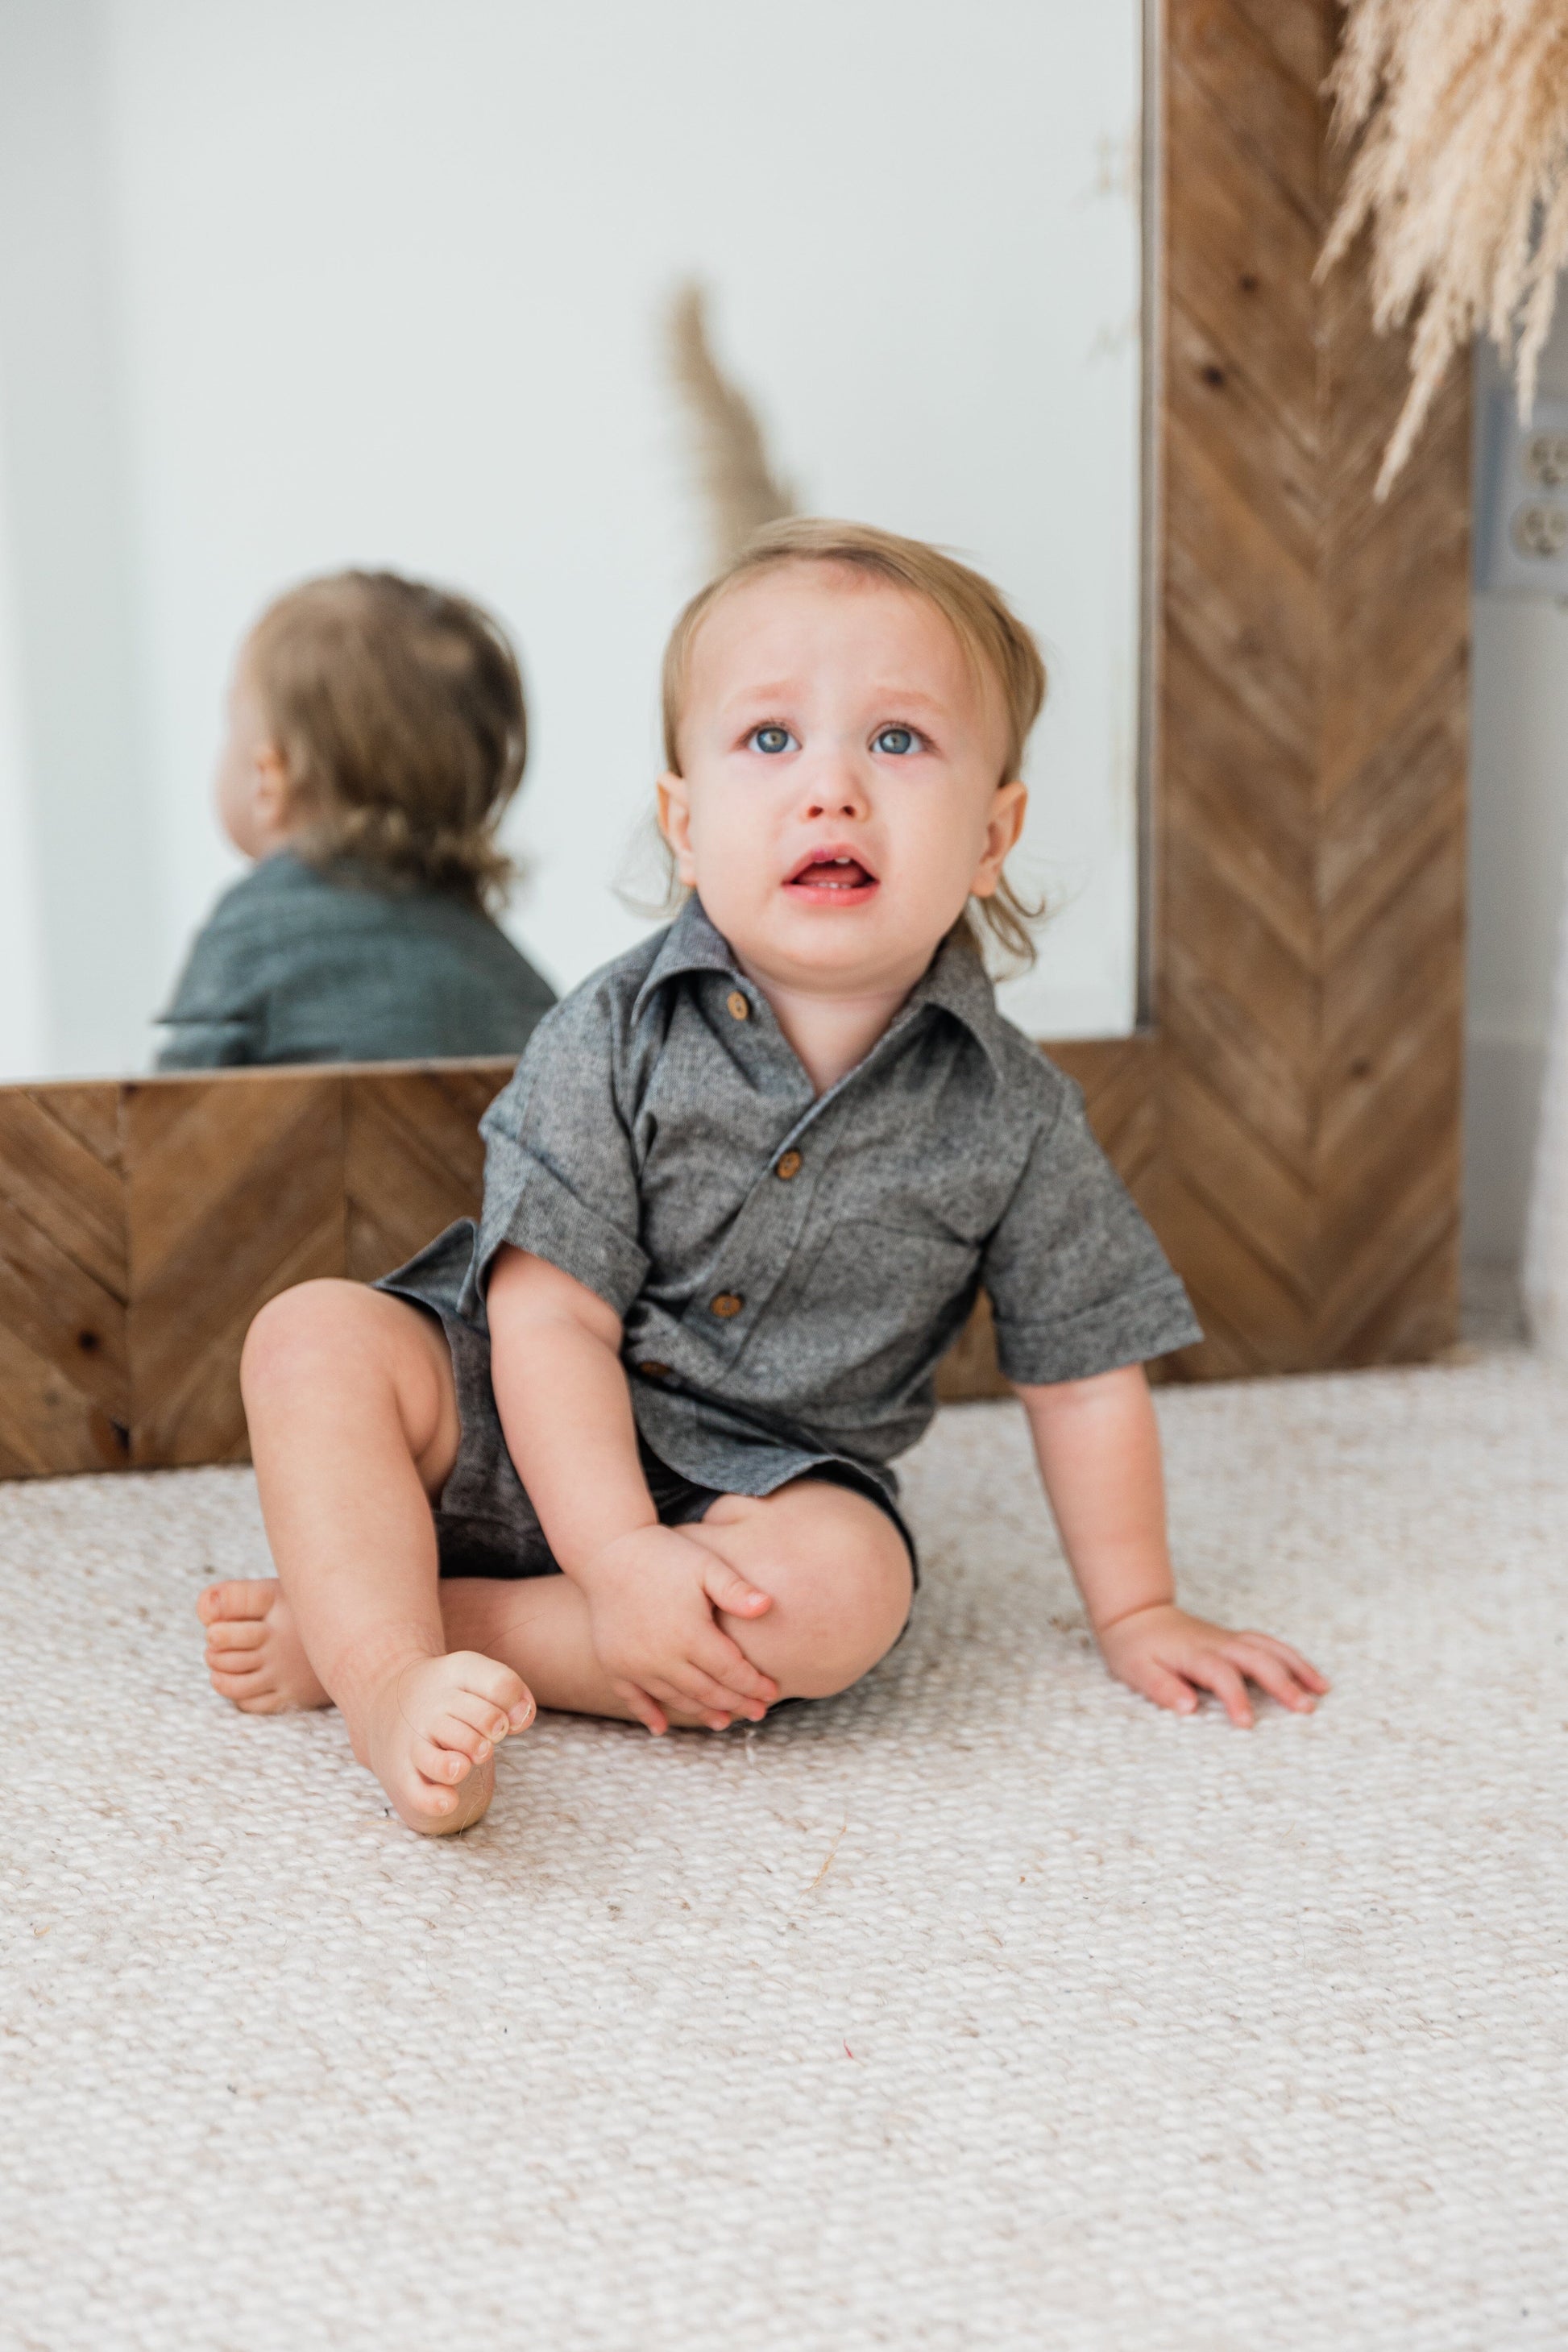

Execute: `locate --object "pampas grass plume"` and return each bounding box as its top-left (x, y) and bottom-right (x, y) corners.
top-left (1322, 0), bottom-right (1568, 496)
top-left (666, 283), bottom-right (794, 566)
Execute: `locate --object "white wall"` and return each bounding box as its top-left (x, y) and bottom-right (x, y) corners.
top-left (0, 370), bottom-right (47, 1081)
top-left (0, 0), bottom-right (159, 1080)
top-left (1466, 329), bottom-right (1568, 1266)
top-left (0, 0), bottom-right (1145, 1076)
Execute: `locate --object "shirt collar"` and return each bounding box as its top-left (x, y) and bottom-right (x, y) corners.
top-left (630, 894), bottom-right (741, 1021)
top-left (632, 892), bottom-right (1009, 1076)
top-left (904, 922), bottom-right (1010, 1076)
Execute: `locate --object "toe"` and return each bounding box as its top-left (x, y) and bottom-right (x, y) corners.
top-left (388, 1748), bottom-right (496, 1837)
top-left (412, 1735), bottom-right (475, 1785)
top-left (398, 1774), bottom-right (463, 1830)
top-left (450, 1653), bottom-right (535, 1733)
top-left (206, 1647), bottom-right (267, 1676)
top-left (209, 1665), bottom-right (266, 1696)
top-left (204, 1619), bottom-right (268, 1656)
top-left (445, 1690), bottom-right (515, 1747)
top-left (430, 1714), bottom-right (493, 1764)
top-left (209, 1665), bottom-right (281, 1711)
top-left (197, 1578), bottom-right (279, 1626)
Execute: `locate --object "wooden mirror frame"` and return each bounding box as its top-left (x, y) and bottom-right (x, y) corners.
top-left (0, 0), bottom-right (1469, 1479)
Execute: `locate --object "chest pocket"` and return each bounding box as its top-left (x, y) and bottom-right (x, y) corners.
top-left (790, 1217), bottom-right (980, 1405)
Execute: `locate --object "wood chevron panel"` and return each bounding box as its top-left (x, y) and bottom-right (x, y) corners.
top-left (345, 1063), bottom-right (508, 1284)
top-left (123, 1072), bottom-right (346, 1468)
top-left (0, 1083), bottom-right (127, 1475)
top-left (0, 0), bottom-right (1470, 1471)
top-left (1154, 0), bottom-right (1468, 1383)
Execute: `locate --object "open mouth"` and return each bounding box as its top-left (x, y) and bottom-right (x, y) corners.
top-left (783, 849), bottom-right (880, 904)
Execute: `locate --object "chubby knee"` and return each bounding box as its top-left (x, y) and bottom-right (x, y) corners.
top-left (707, 1483), bottom-right (912, 1702)
top-left (240, 1278), bottom-right (379, 1403)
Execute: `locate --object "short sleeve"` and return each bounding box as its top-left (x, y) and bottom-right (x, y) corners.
top-left (981, 1080), bottom-right (1201, 1384)
top-left (470, 988), bottom-right (649, 1318)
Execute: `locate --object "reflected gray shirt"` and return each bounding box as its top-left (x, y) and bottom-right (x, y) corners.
top-left (156, 850), bottom-right (556, 1069)
top-left (457, 897), bottom-right (1200, 1504)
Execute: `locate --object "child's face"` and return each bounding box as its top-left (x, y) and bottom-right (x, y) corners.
top-left (658, 566), bottom-right (1027, 994)
top-left (214, 649), bottom-right (295, 861)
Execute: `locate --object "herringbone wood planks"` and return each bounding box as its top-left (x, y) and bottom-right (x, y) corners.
top-left (1152, 0), bottom-right (1468, 1382)
top-left (346, 1064), bottom-right (509, 1283)
top-left (124, 1072), bottom-right (346, 1467)
top-left (0, 1084), bottom-right (128, 1475)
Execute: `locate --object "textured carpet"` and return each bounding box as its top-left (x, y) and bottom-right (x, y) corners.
top-left (4, 1351), bottom-right (1567, 2352)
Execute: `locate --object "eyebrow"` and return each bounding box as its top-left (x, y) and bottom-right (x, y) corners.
top-left (717, 682), bottom-right (954, 718)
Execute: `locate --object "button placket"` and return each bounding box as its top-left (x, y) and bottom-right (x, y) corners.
top-left (684, 1096), bottom-right (848, 1369)
top-left (674, 993), bottom-right (858, 1367)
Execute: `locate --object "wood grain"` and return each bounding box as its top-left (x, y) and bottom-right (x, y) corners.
top-left (0, 0), bottom-right (1470, 1471)
top-left (1151, 0), bottom-right (1468, 1383)
top-left (124, 1071), bottom-right (346, 1467)
top-left (0, 1082), bottom-right (127, 1475)
top-left (345, 1064), bottom-right (505, 1284)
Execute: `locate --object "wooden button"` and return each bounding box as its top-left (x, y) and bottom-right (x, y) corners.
top-left (710, 1292), bottom-right (744, 1319)
top-left (637, 1360), bottom-right (671, 1378)
top-left (775, 1150), bottom-right (803, 1181)
top-left (726, 990), bottom-right (749, 1021)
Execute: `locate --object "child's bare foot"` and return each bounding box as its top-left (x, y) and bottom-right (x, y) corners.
top-left (198, 1578), bottom-right (329, 1712)
top-left (198, 1583), bottom-right (534, 1835)
top-left (348, 1649), bottom-right (535, 1836)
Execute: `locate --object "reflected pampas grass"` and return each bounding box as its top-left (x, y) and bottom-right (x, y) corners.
top-left (666, 283), bottom-right (794, 567)
top-left (1322, 0), bottom-right (1568, 493)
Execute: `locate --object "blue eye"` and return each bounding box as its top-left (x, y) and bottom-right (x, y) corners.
top-left (749, 724), bottom-right (796, 755)
top-left (874, 725), bottom-right (920, 755)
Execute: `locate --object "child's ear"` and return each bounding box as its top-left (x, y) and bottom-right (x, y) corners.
top-left (970, 778), bottom-right (1028, 898)
top-left (656, 771), bottom-right (699, 886)
top-left (252, 744), bottom-right (295, 838)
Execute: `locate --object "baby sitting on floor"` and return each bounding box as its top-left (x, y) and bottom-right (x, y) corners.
top-left (156, 569), bottom-right (555, 1069)
top-left (197, 519), bottom-right (1327, 1833)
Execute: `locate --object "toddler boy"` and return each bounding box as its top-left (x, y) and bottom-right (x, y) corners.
top-left (198, 521), bottom-right (1326, 1834)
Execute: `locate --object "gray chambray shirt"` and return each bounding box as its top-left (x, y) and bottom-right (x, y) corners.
top-left (382, 895), bottom-right (1201, 1539)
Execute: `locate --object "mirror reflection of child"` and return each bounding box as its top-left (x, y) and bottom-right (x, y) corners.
top-left (197, 521), bottom-right (1328, 1835)
top-left (156, 570), bottom-right (555, 1068)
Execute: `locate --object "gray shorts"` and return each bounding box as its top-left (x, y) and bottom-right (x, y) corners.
top-left (375, 1225), bottom-right (917, 1588)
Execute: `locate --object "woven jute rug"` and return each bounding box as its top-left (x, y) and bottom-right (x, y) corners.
top-left (4, 1351), bottom-right (1566, 2351)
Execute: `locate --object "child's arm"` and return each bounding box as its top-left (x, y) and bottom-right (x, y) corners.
top-left (1015, 1364), bottom-right (1328, 1726)
top-left (485, 1245), bottom-right (779, 1733)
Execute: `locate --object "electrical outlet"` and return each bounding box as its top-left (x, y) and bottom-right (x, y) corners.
top-left (1477, 391), bottom-right (1568, 595)
top-left (1523, 427), bottom-right (1568, 490)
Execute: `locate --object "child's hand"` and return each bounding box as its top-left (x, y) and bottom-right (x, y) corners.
top-left (576, 1525), bottom-right (779, 1735)
top-left (1096, 1601), bottom-right (1329, 1728)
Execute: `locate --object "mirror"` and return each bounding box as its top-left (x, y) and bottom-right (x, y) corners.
top-left (0, 0), bottom-right (1145, 1083)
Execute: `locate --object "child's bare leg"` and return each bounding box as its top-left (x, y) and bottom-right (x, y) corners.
top-left (441, 1478), bottom-right (912, 1728)
top-left (197, 1280), bottom-right (533, 1835)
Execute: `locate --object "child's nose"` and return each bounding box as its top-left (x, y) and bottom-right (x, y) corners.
top-left (799, 757), bottom-right (869, 821)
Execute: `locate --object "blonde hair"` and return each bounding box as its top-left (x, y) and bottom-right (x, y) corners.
top-left (247, 570), bottom-right (527, 909)
top-left (658, 518), bottom-right (1047, 967)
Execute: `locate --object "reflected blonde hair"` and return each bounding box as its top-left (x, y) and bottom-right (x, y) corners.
top-left (657, 518), bottom-right (1048, 969)
top-left (247, 570), bottom-right (527, 909)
